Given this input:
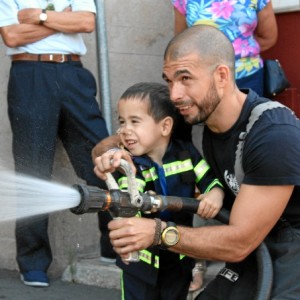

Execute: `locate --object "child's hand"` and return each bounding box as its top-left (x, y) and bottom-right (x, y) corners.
top-left (94, 148), bottom-right (135, 181)
top-left (196, 188), bottom-right (224, 219)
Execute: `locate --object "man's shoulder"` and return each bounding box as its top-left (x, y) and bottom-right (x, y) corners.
top-left (244, 90), bottom-right (298, 128)
top-left (243, 99), bottom-right (300, 162)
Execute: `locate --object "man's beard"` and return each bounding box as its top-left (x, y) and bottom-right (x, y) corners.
top-left (185, 79), bottom-right (221, 125)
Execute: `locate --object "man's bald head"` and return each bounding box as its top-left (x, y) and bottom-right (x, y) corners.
top-left (164, 25), bottom-right (235, 78)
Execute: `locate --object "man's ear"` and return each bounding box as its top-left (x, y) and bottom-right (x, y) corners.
top-left (214, 64), bottom-right (231, 88)
top-left (160, 116), bottom-right (174, 136)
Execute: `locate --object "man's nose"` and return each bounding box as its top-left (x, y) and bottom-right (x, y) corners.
top-left (169, 83), bottom-right (184, 102)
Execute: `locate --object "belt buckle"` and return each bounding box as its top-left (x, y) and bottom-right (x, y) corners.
top-left (59, 54), bottom-right (66, 63)
top-left (49, 54), bottom-right (66, 63)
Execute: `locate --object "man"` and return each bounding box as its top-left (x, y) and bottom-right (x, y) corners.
top-left (0, 0), bottom-right (115, 287)
top-left (93, 25), bottom-right (300, 299)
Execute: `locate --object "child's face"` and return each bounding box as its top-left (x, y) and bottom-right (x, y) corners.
top-left (117, 98), bottom-right (168, 158)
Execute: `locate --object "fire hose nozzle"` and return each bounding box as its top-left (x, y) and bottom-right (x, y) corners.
top-left (70, 184), bottom-right (201, 216)
top-left (70, 184), bottom-right (110, 215)
top-left (70, 184), bottom-right (147, 218)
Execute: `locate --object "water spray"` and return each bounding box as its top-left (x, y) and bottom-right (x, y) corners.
top-left (0, 170), bottom-right (80, 222)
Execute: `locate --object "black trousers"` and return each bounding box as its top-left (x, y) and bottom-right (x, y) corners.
top-left (8, 60), bottom-right (113, 272)
top-left (122, 252), bottom-right (193, 300)
top-left (197, 223), bottom-right (300, 300)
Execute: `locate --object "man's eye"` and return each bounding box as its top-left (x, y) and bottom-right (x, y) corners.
top-left (182, 76), bottom-right (190, 81)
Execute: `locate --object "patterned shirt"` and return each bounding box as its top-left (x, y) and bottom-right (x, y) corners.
top-left (172, 0), bottom-right (270, 79)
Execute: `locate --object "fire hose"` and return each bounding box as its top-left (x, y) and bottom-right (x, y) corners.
top-left (70, 160), bottom-right (273, 300)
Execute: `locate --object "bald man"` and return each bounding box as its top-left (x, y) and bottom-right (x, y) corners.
top-left (93, 25), bottom-right (300, 299)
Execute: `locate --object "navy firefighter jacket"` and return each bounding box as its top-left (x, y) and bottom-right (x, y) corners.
top-left (115, 139), bottom-right (223, 286)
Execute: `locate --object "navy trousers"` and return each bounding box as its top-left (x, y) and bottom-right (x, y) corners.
top-left (236, 68), bottom-right (264, 97)
top-left (8, 60), bottom-right (113, 272)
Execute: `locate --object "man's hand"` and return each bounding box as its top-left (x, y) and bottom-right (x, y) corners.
top-left (93, 149), bottom-right (136, 181)
top-left (92, 135), bottom-right (122, 162)
top-left (108, 217), bottom-right (156, 258)
top-left (18, 8), bottom-right (41, 25)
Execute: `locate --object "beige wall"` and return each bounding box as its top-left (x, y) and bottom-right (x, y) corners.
top-left (0, 1), bottom-right (174, 275)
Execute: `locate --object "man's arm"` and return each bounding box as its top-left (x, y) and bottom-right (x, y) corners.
top-left (18, 7), bottom-right (95, 33)
top-left (0, 24), bottom-right (56, 48)
top-left (173, 184), bottom-right (292, 261)
top-left (108, 184), bottom-right (293, 262)
top-left (0, 6), bottom-right (95, 48)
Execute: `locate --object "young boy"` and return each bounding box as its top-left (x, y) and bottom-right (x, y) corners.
top-left (105, 82), bottom-right (224, 300)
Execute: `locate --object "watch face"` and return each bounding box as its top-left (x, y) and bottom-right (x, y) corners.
top-left (164, 227), bottom-right (180, 246)
top-left (40, 13), bottom-right (47, 21)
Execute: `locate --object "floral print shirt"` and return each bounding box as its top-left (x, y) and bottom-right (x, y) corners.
top-left (172, 0), bottom-right (270, 79)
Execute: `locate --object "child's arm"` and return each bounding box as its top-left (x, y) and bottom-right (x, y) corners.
top-left (196, 187), bottom-right (224, 219)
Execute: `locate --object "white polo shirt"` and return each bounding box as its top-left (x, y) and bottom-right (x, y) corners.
top-left (0, 0), bottom-right (96, 56)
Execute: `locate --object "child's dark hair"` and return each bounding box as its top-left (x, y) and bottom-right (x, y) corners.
top-left (119, 82), bottom-right (179, 125)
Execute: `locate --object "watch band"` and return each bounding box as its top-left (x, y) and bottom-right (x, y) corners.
top-left (152, 218), bottom-right (162, 247)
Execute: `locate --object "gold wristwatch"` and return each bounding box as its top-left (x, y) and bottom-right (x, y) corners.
top-left (160, 221), bottom-right (180, 249)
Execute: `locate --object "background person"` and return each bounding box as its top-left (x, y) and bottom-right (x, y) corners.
top-left (0, 0), bottom-right (115, 287)
top-left (93, 25), bottom-right (300, 299)
top-left (171, 0), bottom-right (278, 96)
